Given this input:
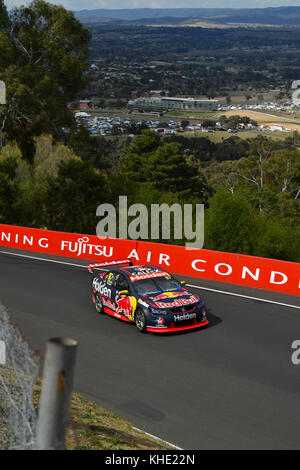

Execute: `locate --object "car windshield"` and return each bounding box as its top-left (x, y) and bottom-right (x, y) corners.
top-left (134, 276), bottom-right (181, 294)
top-left (155, 276), bottom-right (181, 291)
top-left (134, 279), bottom-right (160, 294)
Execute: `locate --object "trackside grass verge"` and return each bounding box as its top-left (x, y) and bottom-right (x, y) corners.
top-left (33, 380), bottom-right (174, 450)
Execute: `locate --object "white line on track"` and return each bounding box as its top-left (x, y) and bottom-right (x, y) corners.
top-left (0, 250), bottom-right (86, 268)
top-left (186, 283), bottom-right (300, 310)
top-left (132, 426), bottom-right (182, 450)
top-left (0, 249), bottom-right (299, 310)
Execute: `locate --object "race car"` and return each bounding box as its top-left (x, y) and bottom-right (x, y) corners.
top-left (88, 259), bottom-right (209, 333)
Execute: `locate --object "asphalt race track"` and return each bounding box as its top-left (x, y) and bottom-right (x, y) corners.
top-left (0, 248), bottom-right (300, 449)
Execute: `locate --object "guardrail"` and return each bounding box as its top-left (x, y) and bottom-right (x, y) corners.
top-left (0, 223), bottom-right (299, 296)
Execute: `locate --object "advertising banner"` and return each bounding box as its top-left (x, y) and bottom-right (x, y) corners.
top-left (0, 224), bottom-right (299, 296)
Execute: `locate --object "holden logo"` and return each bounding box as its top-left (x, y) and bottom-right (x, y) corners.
top-left (174, 313), bottom-right (196, 322)
top-left (181, 307), bottom-right (185, 312)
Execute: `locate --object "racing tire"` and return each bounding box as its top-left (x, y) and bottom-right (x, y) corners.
top-left (95, 294), bottom-right (104, 314)
top-left (135, 309), bottom-right (146, 333)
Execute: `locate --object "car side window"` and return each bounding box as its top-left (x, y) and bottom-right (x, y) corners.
top-left (114, 273), bottom-right (129, 291)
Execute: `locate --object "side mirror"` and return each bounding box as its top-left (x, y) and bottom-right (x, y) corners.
top-left (180, 280), bottom-right (186, 286)
top-left (119, 290), bottom-right (129, 296)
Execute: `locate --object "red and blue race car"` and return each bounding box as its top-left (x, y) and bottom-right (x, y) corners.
top-left (88, 259), bottom-right (209, 333)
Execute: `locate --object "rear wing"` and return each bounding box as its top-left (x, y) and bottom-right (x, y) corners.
top-left (87, 258), bottom-right (133, 274)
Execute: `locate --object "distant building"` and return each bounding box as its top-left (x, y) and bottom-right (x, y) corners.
top-left (67, 100), bottom-right (93, 110)
top-left (127, 96), bottom-right (218, 112)
top-left (79, 100), bottom-right (93, 109)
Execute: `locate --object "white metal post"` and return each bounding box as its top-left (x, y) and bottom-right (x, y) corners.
top-left (36, 337), bottom-right (78, 450)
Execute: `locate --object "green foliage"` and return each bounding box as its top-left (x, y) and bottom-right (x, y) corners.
top-left (0, 0), bottom-right (8, 27)
top-left (0, 0), bottom-right (91, 163)
top-left (253, 216), bottom-right (300, 262)
top-left (214, 137), bottom-right (251, 161)
top-left (205, 189), bottom-right (300, 261)
top-left (120, 130), bottom-right (210, 201)
top-left (65, 126), bottom-right (117, 170)
top-left (205, 189), bottom-right (259, 254)
top-left (0, 156), bottom-right (20, 223)
top-left (44, 159), bottom-right (107, 234)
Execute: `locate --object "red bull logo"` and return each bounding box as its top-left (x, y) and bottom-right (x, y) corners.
top-left (115, 294), bottom-right (132, 318)
top-left (115, 294), bottom-right (137, 320)
top-left (153, 291), bottom-right (190, 301)
top-left (155, 294), bottom-right (198, 309)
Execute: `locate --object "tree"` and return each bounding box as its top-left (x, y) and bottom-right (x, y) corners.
top-left (181, 120), bottom-right (189, 130)
top-left (120, 130), bottom-right (210, 201)
top-left (0, 155), bottom-right (20, 223)
top-left (120, 130), bottom-right (161, 182)
top-left (143, 143), bottom-right (202, 197)
top-left (65, 125), bottom-right (118, 170)
top-left (0, 0), bottom-right (8, 27)
top-left (214, 136), bottom-right (250, 161)
top-left (205, 189), bottom-right (259, 254)
top-left (204, 160), bottom-right (241, 194)
top-left (0, 0), bottom-right (91, 164)
top-left (44, 159), bottom-right (107, 233)
top-left (204, 188), bottom-right (300, 261)
top-left (202, 119), bottom-right (216, 130)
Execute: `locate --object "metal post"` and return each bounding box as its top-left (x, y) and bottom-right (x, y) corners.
top-left (36, 337), bottom-right (78, 450)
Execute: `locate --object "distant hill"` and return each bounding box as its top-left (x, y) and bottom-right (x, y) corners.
top-left (74, 7), bottom-right (300, 26)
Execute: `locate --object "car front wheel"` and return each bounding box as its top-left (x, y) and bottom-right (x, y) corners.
top-left (135, 309), bottom-right (146, 333)
top-left (95, 294), bottom-right (104, 314)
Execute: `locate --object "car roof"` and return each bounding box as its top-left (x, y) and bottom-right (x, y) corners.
top-left (111, 265), bottom-right (168, 278)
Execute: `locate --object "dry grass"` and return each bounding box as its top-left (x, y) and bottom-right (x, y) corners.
top-left (33, 380), bottom-right (173, 450)
top-left (217, 109), bottom-right (300, 123)
top-left (183, 129), bottom-right (294, 142)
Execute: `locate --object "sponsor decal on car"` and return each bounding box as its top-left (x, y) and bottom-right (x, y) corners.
top-left (115, 294), bottom-right (136, 319)
top-left (102, 297), bottom-right (115, 311)
top-left (92, 277), bottom-right (112, 298)
top-left (153, 291), bottom-right (189, 301)
top-left (138, 299), bottom-right (149, 308)
top-left (155, 294), bottom-right (198, 309)
top-left (174, 313), bottom-right (197, 322)
top-left (130, 271), bottom-right (170, 282)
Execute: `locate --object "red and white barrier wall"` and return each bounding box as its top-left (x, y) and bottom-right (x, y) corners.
top-left (0, 224), bottom-right (299, 296)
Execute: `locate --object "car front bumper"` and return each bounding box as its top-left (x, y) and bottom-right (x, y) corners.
top-left (146, 318), bottom-right (209, 333)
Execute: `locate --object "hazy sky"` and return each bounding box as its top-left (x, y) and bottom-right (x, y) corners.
top-left (4, 0), bottom-right (300, 11)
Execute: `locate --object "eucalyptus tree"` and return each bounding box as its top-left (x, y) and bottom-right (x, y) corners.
top-left (0, 0), bottom-right (91, 164)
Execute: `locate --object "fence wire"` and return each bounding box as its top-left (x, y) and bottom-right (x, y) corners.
top-left (0, 301), bottom-right (39, 449)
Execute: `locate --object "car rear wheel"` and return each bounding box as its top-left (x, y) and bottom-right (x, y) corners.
top-left (95, 294), bottom-right (104, 314)
top-left (135, 309), bottom-right (146, 333)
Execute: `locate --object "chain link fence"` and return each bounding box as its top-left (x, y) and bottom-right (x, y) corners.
top-left (0, 301), bottom-right (39, 449)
